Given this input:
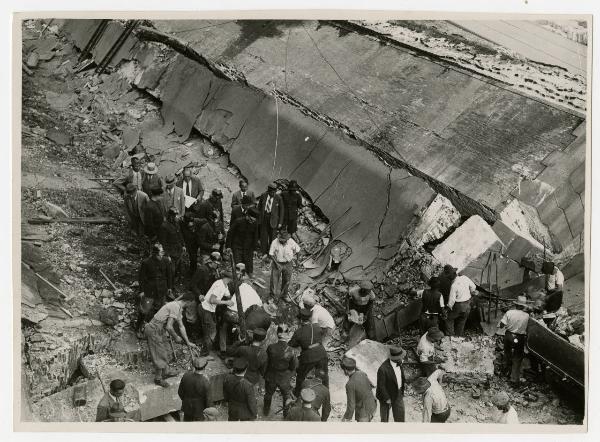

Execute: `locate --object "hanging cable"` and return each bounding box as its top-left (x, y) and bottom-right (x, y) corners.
top-left (272, 87), bottom-right (280, 180)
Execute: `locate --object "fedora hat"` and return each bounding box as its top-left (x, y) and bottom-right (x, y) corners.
top-left (514, 295), bottom-right (528, 307)
top-left (389, 346), bottom-right (406, 362)
top-left (143, 162), bottom-right (158, 174)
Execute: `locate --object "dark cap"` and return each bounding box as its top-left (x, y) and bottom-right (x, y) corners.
top-left (427, 327), bottom-right (444, 341)
top-left (428, 276), bottom-right (440, 289)
top-left (165, 174), bottom-right (176, 184)
top-left (288, 180), bottom-right (299, 190)
top-left (192, 357), bottom-right (209, 370)
top-left (341, 357), bottom-right (356, 370)
top-left (412, 377), bottom-right (431, 394)
top-left (232, 357), bottom-right (248, 371)
top-left (267, 182), bottom-right (277, 190)
top-left (300, 388), bottom-right (316, 402)
top-left (109, 379), bottom-right (125, 390)
top-left (359, 280), bottom-right (373, 291)
top-left (151, 186), bottom-right (163, 196)
top-left (211, 189), bottom-right (223, 198)
top-left (252, 328), bottom-right (267, 341)
top-left (389, 346), bottom-right (406, 361)
top-left (298, 308), bottom-right (312, 319)
top-left (443, 264), bottom-right (458, 275)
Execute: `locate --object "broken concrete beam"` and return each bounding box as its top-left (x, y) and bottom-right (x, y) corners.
top-left (499, 199), bottom-right (555, 252)
top-left (344, 339), bottom-right (390, 388)
top-left (406, 194), bottom-right (461, 248)
top-left (439, 336), bottom-right (495, 385)
top-left (461, 252), bottom-right (525, 295)
top-left (492, 219), bottom-right (544, 263)
top-left (432, 215), bottom-right (503, 272)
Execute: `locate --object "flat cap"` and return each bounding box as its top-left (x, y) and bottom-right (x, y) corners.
top-left (492, 391), bottom-right (510, 407)
top-left (165, 174), bottom-right (176, 184)
top-left (192, 356), bottom-right (209, 370)
top-left (252, 328), bottom-right (267, 340)
top-left (443, 264), bottom-right (457, 274)
top-left (341, 357), bottom-right (356, 370)
top-left (359, 280), bottom-right (373, 291)
top-left (267, 182), bottom-right (277, 190)
top-left (109, 379), bottom-right (125, 390)
top-left (232, 357), bottom-right (248, 371)
top-left (427, 327), bottom-right (444, 341)
top-left (300, 388), bottom-right (316, 403)
top-left (202, 407), bottom-right (219, 420)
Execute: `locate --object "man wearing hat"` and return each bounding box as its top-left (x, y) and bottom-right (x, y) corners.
top-left (144, 186), bottom-right (167, 240)
top-left (492, 391), bottom-right (519, 424)
top-left (226, 206), bottom-right (260, 277)
top-left (223, 357), bottom-right (257, 421)
top-left (298, 368), bottom-right (331, 421)
top-left (412, 369), bottom-right (450, 423)
top-left (195, 213), bottom-right (220, 259)
top-left (202, 407), bottom-right (219, 421)
top-left (301, 290), bottom-right (336, 350)
top-left (258, 183), bottom-right (285, 256)
top-left (281, 180), bottom-right (302, 241)
top-left (346, 281), bottom-right (377, 339)
top-left (181, 212), bottom-right (201, 276)
top-left (113, 156), bottom-right (144, 195)
top-left (178, 357), bottom-right (212, 421)
top-left (96, 379), bottom-right (126, 422)
top-left (445, 269), bottom-right (477, 337)
top-left (226, 327), bottom-right (268, 385)
top-left (141, 161), bottom-right (163, 196)
top-left (341, 357), bottom-right (377, 422)
top-left (497, 295), bottom-right (530, 387)
top-left (162, 174), bottom-right (186, 217)
top-left (145, 293), bottom-right (198, 387)
top-left (245, 300), bottom-right (278, 332)
top-left (376, 346), bottom-right (407, 422)
top-left (289, 308), bottom-right (329, 397)
top-left (285, 388), bottom-right (321, 421)
top-left (122, 183), bottom-right (149, 236)
top-left (417, 327), bottom-right (445, 377)
top-left (231, 179), bottom-right (256, 211)
top-left (269, 230), bottom-right (301, 299)
top-left (137, 243), bottom-right (172, 335)
top-left (263, 324), bottom-right (298, 416)
top-left (158, 207), bottom-right (186, 290)
top-left (177, 166), bottom-right (204, 201)
top-left (199, 272), bottom-right (234, 356)
top-left (418, 276), bottom-right (445, 333)
top-left (192, 189), bottom-right (225, 235)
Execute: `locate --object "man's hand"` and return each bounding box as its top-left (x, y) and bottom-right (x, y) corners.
top-left (167, 289), bottom-right (173, 297)
top-left (187, 342), bottom-right (198, 349)
top-left (174, 335), bottom-right (183, 344)
top-left (386, 399), bottom-right (392, 405)
top-left (225, 299), bottom-right (234, 307)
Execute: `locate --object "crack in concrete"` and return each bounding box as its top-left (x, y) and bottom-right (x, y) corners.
top-left (288, 129), bottom-right (329, 178)
top-left (312, 159), bottom-right (352, 204)
top-left (376, 168), bottom-right (393, 254)
top-left (553, 192), bottom-right (575, 240)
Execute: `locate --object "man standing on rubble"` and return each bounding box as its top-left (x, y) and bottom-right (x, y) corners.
top-left (144, 293), bottom-right (198, 387)
top-left (444, 268), bottom-right (477, 336)
top-left (122, 183), bottom-right (148, 236)
top-left (346, 281), bottom-right (376, 339)
top-left (226, 207), bottom-right (259, 277)
top-left (158, 207), bottom-right (186, 290)
top-left (418, 277), bottom-right (445, 332)
top-left (258, 183), bottom-right (284, 256)
top-left (438, 264), bottom-right (457, 306)
top-left (177, 166), bottom-right (204, 201)
top-left (199, 271), bottom-right (234, 356)
top-left (178, 356), bottom-right (211, 421)
top-left (96, 379), bottom-right (126, 422)
top-left (230, 194), bottom-right (254, 224)
top-left (289, 308), bottom-right (329, 397)
top-left (144, 186), bottom-right (167, 240)
top-left (112, 157), bottom-right (144, 195)
top-left (162, 175), bottom-right (186, 217)
top-left (281, 180), bottom-right (302, 242)
top-left (223, 357), bottom-right (258, 421)
top-left (497, 295), bottom-right (530, 387)
top-left (376, 346), bottom-right (407, 422)
top-left (181, 212), bottom-right (200, 276)
top-left (341, 357), bottom-right (377, 422)
top-left (412, 369), bottom-right (451, 423)
top-left (543, 261), bottom-right (564, 313)
top-left (301, 290), bottom-right (336, 350)
top-left (231, 179), bottom-right (256, 210)
top-left (269, 230), bottom-right (300, 299)
top-left (137, 244), bottom-right (172, 335)
top-left (263, 324), bottom-right (297, 417)
top-left (416, 327), bottom-right (445, 377)
top-left (141, 161), bottom-right (163, 196)
top-left (226, 328), bottom-right (268, 385)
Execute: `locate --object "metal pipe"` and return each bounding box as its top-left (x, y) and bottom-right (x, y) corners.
top-left (79, 19), bottom-right (109, 62)
top-left (96, 20), bottom-right (138, 75)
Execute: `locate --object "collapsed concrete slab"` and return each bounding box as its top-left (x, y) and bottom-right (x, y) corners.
top-left (344, 339), bottom-right (389, 387)
top-left (439, 336), bottom-right (495, 385)
top-left (492, 219), bottom-right (544, 264)
top-left (405, 194), bottom-right (462, 248)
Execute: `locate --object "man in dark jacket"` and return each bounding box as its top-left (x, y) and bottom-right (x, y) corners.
top-left (245, 302), bottom-right (278, 331)
top-left (226, 328), bottom-right (268, 385)
top-left (341, 357), bottom-right (377, 422)
top-left (438, 265), bottom-right (457, 307)
top-left (263, 324), bottom-right (298, 416)
top-left (376, 346), bottom-right (407, 422)
top-left (178, 357), bottom-right (211, 421)
top-left (226, 207), bottom-right (259, 277)
top-left (137, 244), bottom-right (172, 333)
top-left (196, 215), bottom-right (219, 258)
top-left (419, 276), bottom-right (445, 333)
top-left (297, 369), bottom-right (331, 421)
top-left (231, 179), bottom-right (256, 210)
top-left (258, 183), bottom-right (285, 256)
top-left (190, 252), bottom-right (221, 300)
top-left (144, 186), bottom-right (166, 240)
top-left (192, 189), bottom-right (225, 234)
top-left (95, 379), bottom-right (126, 422)
top-left (158, 207), bottom-right (186, 289)
top-left (281, 180), bottom-right (302, 240)
top-left (230, 194), bottom-right (254, 224)
top-left (289, 308), bottom-right (329, 397)
top-left (285, 388), bottom-right (321, 422)
top-left (223, 357), bottom-right (257, 421)
top-left (181, 213), bottom-right (200, 275)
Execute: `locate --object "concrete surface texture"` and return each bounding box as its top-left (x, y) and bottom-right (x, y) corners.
top-left (405, 194), bottom-right (462, 248)
top-left (439, 336), bottom-right (496, 383)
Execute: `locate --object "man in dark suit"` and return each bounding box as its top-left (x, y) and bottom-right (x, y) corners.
top-left (281, 180), bottom-right (302, 240)
top-left (285, 389), bottom-right (321, 421)
top-left (123, 183), bottom-right (148, 236)
top-left (376, 346), bottom-right (407, 422)
top-left (177, 357), bottom-right (211, 421)
top-left (226, 328), bottom-right (268, 385)
top-left (297, 368), bottom-right (331, 421)
top-left (223, 358), bottom-right (258, 421)
top-left (341, 357), bottom-right (377, 422)
top-left (231, 179), bottom-right (256, 210)
top-left (258, 183), bottom-right (284, 256)
top-left (177, 167), bottom-right (204, 201)
top-left (226, 207), bottom-right (259, 277)
top-left (263, 324), bottom-right (297, 416)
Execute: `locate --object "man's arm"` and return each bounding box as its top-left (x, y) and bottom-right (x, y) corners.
top-left (246, 381), bottom-right (258, 419)
top-left (343, 381), bottom-right (356, 421)
top-left (165, 317), bottom-right (181, 343)
top-left (95, 403), bottom-right (109, 422)
top-left (276, 196), bottom-right (285, 228)
top-left (447, 284), bottom-right (457, 310)
top-left (176, 317), bottom-right (195, 347)
top-left (422, 393), bottom-right (433, 423)
top-left (376, 367), bottom-right (390, 402)
top-left (468, 277), bottom-right (477, 295)
top-left (112, 171), bottom-right (129, 195)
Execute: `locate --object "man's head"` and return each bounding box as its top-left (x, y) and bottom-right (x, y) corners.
top-left (514, 295), bottom-right (528, 311)
top-left (492, 391), bottom-right (510, 411)
top-left (252, 328), bottom-right (267, 343)
top-left (412, 377), bottom-right (431, 395)
top-left (278, 230), bottom-right (290, 244)
top-left (109, 379), bottom-right (125, 397)
top-left (221, 270), bottom-right (233, 284)
top-left (443, 264), bottom-right (458, 280)
top-left (152, 243), bottom-right (164, 258)
top-left (206, 252), bottom-right (221, 269)
top-left (232, 357), bottom-right (248, 375)
top-left (125, 183), bottom-right (138, 196)
top-left (183, 167), bottom-right (192, 182)
top-left (131, 157), bottom-right (141, 171)
top-left (150, 186), bottom-right (163, 198)
top-left (288, 180), bottom-right (299, 191)
top-left (144, 162), bottom-right (158, 175)
top-left (264, 301), bottom-right (279, 318)
top-left (192, 356), bottom-right (209, 371)
top-left (165, 174), bottom-right (176, 190)
top-left (211, 189), bottom-right (223, 202)
top-left (359, 280), bottom-right (373, 296)
top-left (267, 182), bottom-right (277, 196)
top-left (167, 206), bottom-right (179, 220)
top-left (246, 207), bottom-right (259, 224)
top-left (426, 327), bottom-right (444, 343)
top-left (202, 407), bottom-right (219, 421)
top-left (428, 276), bottom-right (440, 290)
top-left (239, 180), bottom-right (248, 192)
top-left (300, 388), bottom-right (316, 405)
top-left (178, 292), bottom-right (196, 308)
top-left (276, 323), bottom-right (291, 340)
top-left (341, 357), bottom-right (357, 376)
top-left (389, 345), bottom-right (406, 363)
top-left (301, 289), bottom-right (317, 308)
top-left (542, 261), bottom-right (556, 276)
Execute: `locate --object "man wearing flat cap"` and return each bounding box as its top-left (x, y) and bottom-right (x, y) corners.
top-left (226, 327), bottom-right (268, 385)
top-left (96, 379), bottom-right (126, 422)
top-left (202, 407), bottom-right (219, 421)
top-left (346, 280), bottom-right (377, 339)
top-left (341, 357), bottom-right (377, 422)
top-left (263, 324), bottom-right (298, 416)
top-left (122, 183), bottom-right (148, 236)
top-left (258, 183), bottom-right (285, 256)
top-left (376, 346), bottom-right (407, 422)
top-left (223, 357), bottom-right (257, 421)
top-left (162, 174), bottom-right (186, 217)
top-left (285, 388), bottom-right (321, 421)
top-left (289, 308), bottom-right (329, 397)
top-left (412, 369), bottom-right (450, 423)
top-left (497, 295), bottom-right (530, 387)
top-left (298, 368), bottom-right (331, 421)
top-left (178, 357), bottom-right (212, 421)
top-left (492, 391), bottom-right (519, 424)
top-left (417, 327), bottom-right (445, 377)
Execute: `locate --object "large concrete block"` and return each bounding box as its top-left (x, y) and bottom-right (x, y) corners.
top-left (564, 198), bottom-right (585, 237)
top-left (439, 336), bottom-right (495, 384)
top-left (344, 339), bottom-right (390, 387)
top-left (432, 215), bottom-right (503, 272)
top-left (492, 219), bottom-right (544, 263)
top-left (511, 179), bottom-right (555, 207)
top-left (406, 194), bottom-right (461, 248)
top-left (462, 252), bottom-right (525, 295)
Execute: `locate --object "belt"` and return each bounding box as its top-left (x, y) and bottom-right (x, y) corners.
top-left (455, 299), bottom-right (471, 303)
top-left (307, 343), bottom-right (320, 349)
top-left (423, 312), bottom-right (439, 316)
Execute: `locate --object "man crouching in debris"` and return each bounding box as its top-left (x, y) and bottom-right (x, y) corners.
top-left (346, 281), bottom-right (376, 339)
top-left (144, 292), bottom-right (198, 387)
top-left (412, 369), bottom-right (451, 423)
top-left (497, 295), bottom-right (530, 388)
top-left (96, 379), bottom-right (126, 422)
top-left (416, 327), bottom-right (446, 377)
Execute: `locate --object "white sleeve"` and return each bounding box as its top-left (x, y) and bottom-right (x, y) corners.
top-left (468, 277), bottom-right (476, 292)
top-left (439, 295), bottom-right (445, 308)
top-left (269, 240), bottom-right (277, 257)
top-left (556, 270), bottom-right (564, 287)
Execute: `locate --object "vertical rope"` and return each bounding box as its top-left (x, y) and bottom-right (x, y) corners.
top-left (272, 89), bottom-right (280, 180)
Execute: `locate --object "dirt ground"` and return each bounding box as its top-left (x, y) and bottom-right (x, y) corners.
top-left (20, 21), bottom-right (584, 425)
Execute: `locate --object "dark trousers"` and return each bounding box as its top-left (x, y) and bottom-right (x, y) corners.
top-left (260, 216), bottom-right (277, 254)
top-left (444, 300), bottom-right (471, 336)
top-left (431, 407), bottom-right (451, 423)
top-left (380, 395), bottom-right (405, 422)
top-left (504, 331), bottom-right (525, 383)
top-left (186, 243), bottom-right (199, 275)
top-left (263, 372), bottom-right (292, 414)
top-left (294, 358), bottom-right (329, 397)
top-left (420, 313), bottom-right (439, 333)
top-left (233, 246), bottom-right (254, 275)
top-left (270, 261), bottom-right (293, 298)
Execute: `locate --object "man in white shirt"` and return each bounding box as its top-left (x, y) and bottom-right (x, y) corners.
top-left (301, 289), bottom-right (336, 350)
top-left (492, 391), bottom-right (519, 424)
top-left (269, 230), bottom-right (301, 299)
top-left (199, 272), bottom-right (234, 356)
top-left (416, 327), bottom-right (445, 376)
top-left (444, 270), bottom-right (477, 336)
top-left (412, 369), bottom-right (451, 423)
top-left (497, 295), bottom-right (530, 387)
top-left (543, 261), bottom-right (564, 292)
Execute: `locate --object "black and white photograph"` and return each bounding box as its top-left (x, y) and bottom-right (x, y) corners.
top-left (13, 10), bottom-right (590, 431)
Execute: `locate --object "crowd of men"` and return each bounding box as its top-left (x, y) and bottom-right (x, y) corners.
top-left (99, 160), bottom-right (566, 423)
